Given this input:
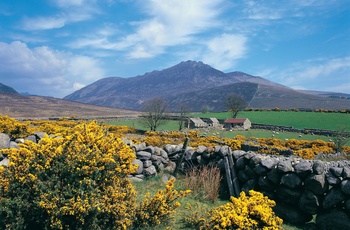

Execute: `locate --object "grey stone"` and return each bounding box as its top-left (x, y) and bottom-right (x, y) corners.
top-left (143, 160), bottom-right (153, 168)
top-left (313, 160), bottom-right (326, 175)
top-left (132, 159), bottom-right (143, 175)
top-left (274, 203), bottom-right (313, 225)
top-left (316, 209), bottom-right (350, 230)
top-left (218, 145), bottom-right (230, 157)
top-left (294, 160), bottom-right (312, 177)
top-left (136, 151), bottom-right (152, 160)
top-left (9, 141), bottom-right (19, 149)
top-left (195, 145), bottom-right (207, 154)
top-left (266, 168), bottom-right (281, 185)
top-left (164, 161), bottom-right (176, 174)
top-left (276, 185), bottom-right (302, 204)
top-left (298, 190), bottom-right (321, 215)
top-left (143, 165), bottom-right (157, 176)
top-left (330, 167), bottom-right (343, 177)
top-left (0, 133), bottom-right (10, 149)
top-left (305, 174), bottom-right (328, 195)
top-left (280, 173), bottom-right (302, 188)
top-left (326, 172), bottom-right (341, 185)
top-left (341, 179), bottom-right (350, 195)
top-left (343, 167), bottom-right (350, 179)
top-left (261, 157), bottom-right (278, 169)
top-left (278, 159), bottom-right (294, 173)
top-left (322, 187), bottom-right (347, 209)
top-left (25, 135), bottom-right (37, 143)
top-left (232, 150), bottom-right (246, 160)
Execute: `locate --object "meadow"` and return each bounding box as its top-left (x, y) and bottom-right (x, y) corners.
top-left (106, 111), bottom-right (350, 145)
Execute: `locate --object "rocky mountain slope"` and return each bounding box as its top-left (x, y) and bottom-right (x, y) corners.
top-left (64, 60), bottom-right (350, 112)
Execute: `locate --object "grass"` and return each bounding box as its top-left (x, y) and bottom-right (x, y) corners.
top-left (195, 111), bottom-right (350, 131)
top-left (132, 172), bottom-right (303, 230)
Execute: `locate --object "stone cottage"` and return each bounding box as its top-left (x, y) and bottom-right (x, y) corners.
top-left (224, 118), bottom-right (251, 130)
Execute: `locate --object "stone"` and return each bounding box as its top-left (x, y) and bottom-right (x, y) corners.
top-left (304, 174), bottom-right (328, 195)
top-left (143, 160), bottom-right (153, 168)
top-left (322, 187), bottom-right (347, 209)
top-left (258, 175), bottom-right (277, 191)
top-left (294, 160), bottom-right (312, 178)
top-left (143, 165), bottom-right (157, 177)
top-left (9, 141), bottom-right (19, 149)
top-left (330, 167), bottom-right (343, 177)
top-left (261, 157), bottom-right (278, 169)
top-left (274, 203), bottom-right (312, 225)
top-left (326, 172), bottom-right (341, 185)
top-left (232, 150), bottom-right (246, 160)
top-left (316, 209), bottom-right (350, 230)
top-left (277, 159), bottom-right (294, 173)
top-left (132, 159), bottom-right (143, 175)
top-left (276, 185), bottom-right (302, 204)
top-left (25, 135), bottom-right (37, 143)
top-left (343, 167), bottom-right (350, 179)
top-left (0, 133), bottom-right (11, 149)
top-left (164, 161), bottom-right (176, 174)
top-left (253, 164), bottom-right (268, 175)
top-left (313, 160), bottom-right (326, 175)
top-left (195, 145), bottom-right (207, 154)
top-left (218, 145), bottom-right (229, 157)
top-left (280, 173), bottom-right (302, 188)
top-left (136, 151), bottom-right (152, 160)
top-left (34, 131), bottom-right (47, 139)
top-left (341, 179), bottom-right (350, 195)
top-left (266, 168), bottom-right (281, 185)
top-left (298, 190), bottom-right (321, 215)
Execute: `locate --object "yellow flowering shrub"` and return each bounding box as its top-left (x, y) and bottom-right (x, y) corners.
top-left (133, 178), bottom-right (191, 228)
top-left (0, 115), bottom-right (31, 138)
top-left (0, 121), bottom-right (138, 229)
top-left (185, 190), bottom-right (283, 230)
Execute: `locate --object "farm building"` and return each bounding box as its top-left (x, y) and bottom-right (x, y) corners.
top-left (186, 117), bottom-right (208, 128)
top-left (224, 118), bottom-right (251, 130)
top-left (202, 118), bottom-right (221, 128)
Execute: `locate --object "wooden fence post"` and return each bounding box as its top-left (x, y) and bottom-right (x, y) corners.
top-left (173, 137), bottom-right (189, 176)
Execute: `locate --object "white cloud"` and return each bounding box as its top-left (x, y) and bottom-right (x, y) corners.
top-left (260, 56), bottom-right (350, 94)
top-left (0, 41), bottom-right (105, 97)
top-left (202, 34), bottom-right (247, 70)
top-left (70, 0), bottom-right (223, 59)
top-left (22, 15), bottom-right (66, 30)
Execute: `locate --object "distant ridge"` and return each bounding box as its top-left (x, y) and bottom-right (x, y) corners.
top-left (64, 60), bottom-right (350, 112)
top-left (0, 83), bottom-right (19, 94)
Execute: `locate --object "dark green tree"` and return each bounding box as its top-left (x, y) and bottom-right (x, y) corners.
top-left (224, 93), bottom-right (247, 118)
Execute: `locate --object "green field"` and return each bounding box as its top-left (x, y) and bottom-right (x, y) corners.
top-left (193, 111), bottom-right (350, 131)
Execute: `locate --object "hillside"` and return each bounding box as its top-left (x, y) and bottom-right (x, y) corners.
top-left (0, 83), bottom-right (19, 94)
top-left (0, 92), bottom-right (140, 119)
top-left (64, 60), bottom-right (350, 112)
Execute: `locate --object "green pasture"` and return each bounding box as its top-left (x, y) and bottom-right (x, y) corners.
top-left (195, 111), bottom-right (350, 131)
top-left (106, 114), bottom-right (348, 144)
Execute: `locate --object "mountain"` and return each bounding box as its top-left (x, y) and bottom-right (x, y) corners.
top-left (0, 83), bottom-right (19, 94)
top-left (64, 60), bottom-right (350, 112)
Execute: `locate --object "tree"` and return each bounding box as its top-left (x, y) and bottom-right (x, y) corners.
top-left (177, 103), bottom-right (190, 131)
top-left (140, 97), bottom-right (169, 131)
top-left (224, 93), bottom-right (247, 118)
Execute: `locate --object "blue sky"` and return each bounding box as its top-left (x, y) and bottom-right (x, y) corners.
top-left (0, 0), bottom-right (349, 98)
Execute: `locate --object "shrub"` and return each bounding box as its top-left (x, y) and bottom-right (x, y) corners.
top-left (0, 115), bottom-right (31, 138)
top-left (133, 178), bottom-right (191, 228)
top-left (184, 190), bottom-right (283, 230)
top-left (0, 121), bottom-right (138, 229)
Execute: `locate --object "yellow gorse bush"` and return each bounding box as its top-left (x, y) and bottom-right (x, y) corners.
top-left (0, 115), bottom-right (31, 138)
top-left (0, 121), bottom-right (138, 229)
top-left (185, 190), bottom-right (283, 230)
top-left (134, 178), bottom-right (191, 228)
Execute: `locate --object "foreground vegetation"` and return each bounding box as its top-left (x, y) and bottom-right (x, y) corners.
top-left (0, 116), bottom-right (284, 229)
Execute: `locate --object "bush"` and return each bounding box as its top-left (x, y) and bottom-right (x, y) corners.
top-left (0, 121), bottom-right (138, 229)
top-left (133, 178), bottom-right (191, 228)
top-left (184, 190), bottom-right (283, 230)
